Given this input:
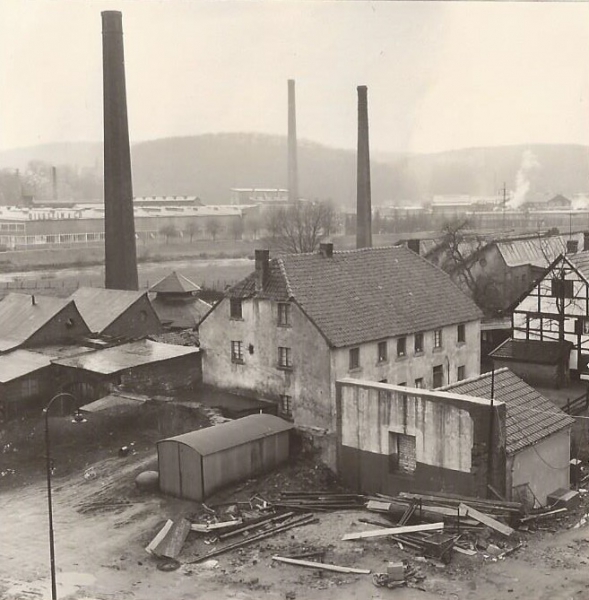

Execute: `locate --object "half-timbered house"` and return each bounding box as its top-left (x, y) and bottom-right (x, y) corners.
top-left (491, 251), bottom-right (589, 387)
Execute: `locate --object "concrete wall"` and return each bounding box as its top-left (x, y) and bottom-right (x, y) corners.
top-left (200, 297), bottom-right (332, 426)
top-left (331, 320), bottom-right (480, 390)
top-left (336, 379), bottom-right (507, 497)
top-left (25, 303), bottom-right (91, 349)
top-left (103, 295), bottom-right (162, 338)
top-left (507, 428), bottom-right (571, 506)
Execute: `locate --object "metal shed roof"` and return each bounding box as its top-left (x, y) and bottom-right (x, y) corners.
top-left (158, 414), bottom-right (293, 456)
top-left (0, 350), bottom-right (52, 383)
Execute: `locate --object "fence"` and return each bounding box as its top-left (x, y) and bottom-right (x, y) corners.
top-left (563, 389), bottom-right (589, 415)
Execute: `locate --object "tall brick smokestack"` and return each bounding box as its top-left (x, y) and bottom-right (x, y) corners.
top-left (356, 85), bottom-right (372, 249)
top-left (287, 79), bottom-right (299, 203)
top-left (51, 166), bottom-right (57, 201)
top-left (102, 11), bottom-right (138, 290)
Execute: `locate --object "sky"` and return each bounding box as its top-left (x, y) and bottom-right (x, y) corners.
top-left (2, 0), bottom-right (589, 155)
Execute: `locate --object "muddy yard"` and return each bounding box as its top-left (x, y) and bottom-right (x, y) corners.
top-left (2, 403), bottom-right (589, 600)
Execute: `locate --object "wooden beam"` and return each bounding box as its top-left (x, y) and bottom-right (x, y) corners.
top-left (145, 519), bottom-right (173, 555)
top-left (191, 519), bottom-right (243, 533)
top-left (272, 555), bottom-right (371, 574)
top-left (153, 518), bottom-right (192, 559)
top-left (459, 503), bottom-right (514, 538)
top-left (342, 522), bottom-right (443, 541)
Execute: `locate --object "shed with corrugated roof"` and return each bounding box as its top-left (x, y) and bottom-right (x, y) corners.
top-left (157, 414), bottom-right (293, 501)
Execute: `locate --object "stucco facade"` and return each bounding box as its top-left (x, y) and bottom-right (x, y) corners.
top-left (507, 428), bottom-right (571, 506)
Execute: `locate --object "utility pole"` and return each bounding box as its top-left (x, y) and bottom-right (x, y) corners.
top-left (501, 182), bottom-right (508, 234)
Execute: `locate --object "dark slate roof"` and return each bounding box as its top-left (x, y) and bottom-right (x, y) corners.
top-left (149, 271), bottom-right (201, 294)
top-left (158, 414), bottom-right (293, 456)
top-left (489, 338), bottom-right (572, 365)
top-left (69, 287), bottom-right (147, 333)
top-left (225, 246), bottom-right (482, 347)
top-left (0, 293), bottom-right (79, 353)
top-left (442, 368), bottom-right (573, 454)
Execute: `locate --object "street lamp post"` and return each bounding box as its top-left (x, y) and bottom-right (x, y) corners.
top-left (43, 392), bottom-right (79, 600)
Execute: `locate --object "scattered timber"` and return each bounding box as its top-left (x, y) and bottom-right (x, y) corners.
top-left (218, 511), bottom-right (295, 540)
top-left (147, 518), bottom-right (191, 559)
top-left (342, 522), bottom-right (443, 541)
top-left (191, 519), bottom-right (243, 533)
top-left (459, 503), bottom-right (514, 538)
top-left (272, 555), bottom-right (371, 574)
top-left (520, 508), bottom-right (568, 523)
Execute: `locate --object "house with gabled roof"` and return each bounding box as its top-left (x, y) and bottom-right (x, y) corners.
top-left (69, 287), bottom-right (161, 339)
top-left (0, 292), bottom-right (91, 354)
top-left (199, 243), bottom-right (482, 467)
top-left (443, 368), bottom-right (574, 506)
top-left (148, 271), bottom-right (212, 330)
top-left (494, 249), bottom-right (589, 387)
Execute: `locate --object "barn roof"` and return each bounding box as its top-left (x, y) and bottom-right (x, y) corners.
top-left (159, 414), bottom-right (293, 456)
top-left (52, 339), bottom-right (199, 374)
top-left (149, 271), bottom-right (201, 294)
top-left (69, 287), bottom-right (147, 333)
top-left (489, 338), bottom-right (572, 366)
top-left (223, 246), bottom-right (482, 348)
top-left (442, 368), bottom-right (573, 454)
top-left (0, 350), bottom-right (52, 383)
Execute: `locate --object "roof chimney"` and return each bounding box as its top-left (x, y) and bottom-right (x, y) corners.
top-left (356, 85), bottom-right (372, 249)
top-left (319, 242), bottom-right (333, 258)
top-left (102, 11), bottom-right (139, 291)
top-left (31, 294), bottom-right (36, 306)
top-left (407, 239), bottom-right (420, 254)
top-left (255, 249), bottom-right (270, 292)
top-left (287, 79), bottom-right (299, 203)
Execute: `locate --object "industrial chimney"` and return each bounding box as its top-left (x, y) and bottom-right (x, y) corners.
top-left (102, 11), bottom-right (138, 290)
top-left (287, 79), bottom-right (299, 203)
top-left (51, 166), bottom-right (58, 202)
top-left (356, 85), bottom-right (372, 249)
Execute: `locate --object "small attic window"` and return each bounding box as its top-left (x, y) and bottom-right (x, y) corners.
top-left (66, 318), bottom-right (75, 329)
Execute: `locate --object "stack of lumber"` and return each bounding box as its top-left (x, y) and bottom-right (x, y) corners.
top-left (271, 491), bottom-right (366, 511)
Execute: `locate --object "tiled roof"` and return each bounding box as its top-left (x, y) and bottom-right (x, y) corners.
top-left (149, 271), bottom-right (201, 294)
top-left (489, 339), bottom-right (572, 365)
top-left (443, 368), bottom-right (573, 454)
top-left (0, 293), bottom-right (78, 353)
top-left (69, 287), bottom-right (146, 333)
top-left (225, 246), bottom-right (482, 347)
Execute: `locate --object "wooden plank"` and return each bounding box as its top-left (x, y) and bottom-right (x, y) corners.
top-left (145, 519), bottom-right (173, 555)
top-left (191, 519), bottom-right (243, 532)
top-left (459, 503), bottom-right (514, 538)
top-left (154, 518), bottom-right (192, 559)
top-left (366, 500), bottom-right (392, 512)
top-left (520, 508), bottom-right (567, 523)
top-left (454, 546), bottom-right (477, 556)
top-left (219, 511), bottom-right (295, 540)
top-left (342, 522), bottom-right (443, 541)
top-left (272, 555), bottom-right (371, 574)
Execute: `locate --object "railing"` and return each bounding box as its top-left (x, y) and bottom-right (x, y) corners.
top-left (564, 389), bottom-right (589, 415)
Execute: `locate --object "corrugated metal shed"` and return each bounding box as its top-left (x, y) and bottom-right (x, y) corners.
top-left (497, 234), bottom-right (582, 268)
top-left (52, 339), bottom-right (199, 374)
top-left (69, 287), bottom-right (147, 333)
top-left (157, 414), bottom-right (293, 501)
top-left (0, 350), bottom-right (52, 383)
top-left (0, 293), bottom-right (77, 353)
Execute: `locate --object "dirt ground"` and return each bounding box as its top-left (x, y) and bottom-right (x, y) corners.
top-left (3, 403), bottom-right (589, 600)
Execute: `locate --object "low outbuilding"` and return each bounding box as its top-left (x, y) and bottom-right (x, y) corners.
top-left (157, 414), bottom-right (293, 501)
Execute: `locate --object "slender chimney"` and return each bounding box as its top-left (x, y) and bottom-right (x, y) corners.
top-left (356, 85), bottom-right (372, 249)
top-left (102, 11), bottom-right (138, 290)
top-left (51, 166), bottom-right (58, 202)
top-left (287, 79), bottom-right (299, 203)
top-left (255, 249), bottom-right (270, 292)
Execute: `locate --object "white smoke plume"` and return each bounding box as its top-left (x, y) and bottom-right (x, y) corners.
top-left (507, 149), bottom-right (540, 208)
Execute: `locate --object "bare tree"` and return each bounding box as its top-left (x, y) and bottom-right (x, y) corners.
top-left (159, 224), bottom-right (179, 244)
top-left (206, 218), bottom-right (221, 241)
top-left (231, 217), bottom-right (244, 240)
top-left (265, 200), bottom-right (338, 254)
top-left (244, 211), bottom-right (261, 240)
top-left (184, 220), bottom-right (199, 243)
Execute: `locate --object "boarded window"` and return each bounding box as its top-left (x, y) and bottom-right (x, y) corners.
top-left (230, 298), bottom-right (243, 319)
top-left (389, 432), bottom-right (416, 474)
top-left (551, 278), bottom-right (573, 299)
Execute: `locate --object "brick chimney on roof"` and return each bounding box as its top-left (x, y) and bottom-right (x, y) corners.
top-left (356, 85), bottom-right (372, 249)
top-left (255, 249), bottom-right (270, 292)
top-left (287, 79), bottom-right (299, 203)
top-left (102, 11), bottom-right (138, 291)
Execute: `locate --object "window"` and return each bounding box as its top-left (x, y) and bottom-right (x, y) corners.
top-left (433, 365), bottom-right (444, 388)
top-left (65, 317), bottom-right (75, 329)
top-left (397, 337), bottom-right (406, 357)
top-left (434, 329), bottom-right (443, 349)
top-left (278, 346), bottom-right (293, 369)
top-left (414, 333), bottom-right (424, 354)
top-left (280, 395), bottom-right (292, 419)
top-left (230, 298), bottom-right (243, 319)
top-left (551, 278), bottom-right (574, 299)
top-left (414, 377), bottom-right (424, 388)
top-left (349, 347), bottom-right (360, 370)
top-left (457, 324), bottom-right (465, 343)
top-left (278, 303), bottom-right (291, 327)
top-left (389, 432), bottom-right (416, 474)
top-left (377, 341), bottom-right (388, 362)
top-left (457, 365), bottom-right (466, 381)
top-left (231, 341), bottom-right (244, 363)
